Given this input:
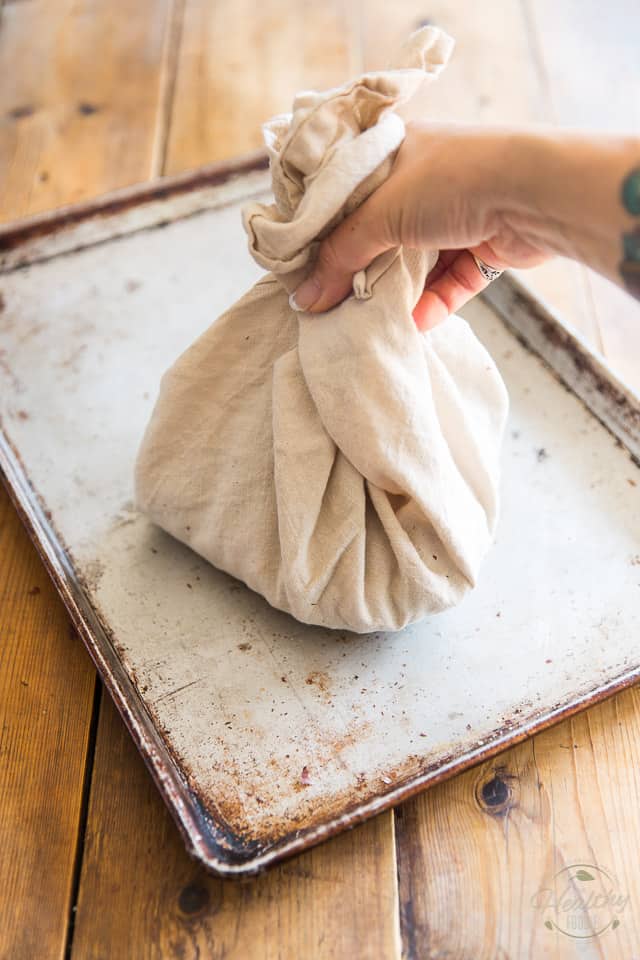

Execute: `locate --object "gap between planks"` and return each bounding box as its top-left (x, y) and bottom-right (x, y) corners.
top-left (63, 680), bottom-right (103, 960)
top-left (151, 0), bottom-right (187, 178)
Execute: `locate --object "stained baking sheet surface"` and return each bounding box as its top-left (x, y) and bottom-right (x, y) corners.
top-left (2, 170), bottom-right (640, 876)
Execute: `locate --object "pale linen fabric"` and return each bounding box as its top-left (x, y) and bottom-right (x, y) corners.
top-left (135, 27), bottom-right (509, 634)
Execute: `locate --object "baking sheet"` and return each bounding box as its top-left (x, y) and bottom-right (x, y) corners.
top-left (2, 158), bottom-right (640, 877)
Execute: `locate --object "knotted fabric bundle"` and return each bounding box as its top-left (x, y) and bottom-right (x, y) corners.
top-left (135, 27), bottom-right (509, 634)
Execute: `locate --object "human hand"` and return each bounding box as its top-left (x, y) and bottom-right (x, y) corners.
top-left (289, 123), bottom-right (553, 329)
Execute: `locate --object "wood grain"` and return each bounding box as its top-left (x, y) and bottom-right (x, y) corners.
top-left (70, 693), bottom-right (401, 960)
top-left (0, 0), bottom-right (174, 221)
top-left (164, 0), bottom-right (359, 173)
top-left (0, 485), bottom-right (97, 960)
top-left (362, 0), bottom-right (542, 123)
top-left (0, 3), bottom-right (179, 958)
top-left (395, 693), bottom-right (640, 959)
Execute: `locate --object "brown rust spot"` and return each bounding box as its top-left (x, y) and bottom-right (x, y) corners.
top-left (509, 286), bottom-right (640, 438)
top-left (304, 670), bottom-right (331, 697)
top-left (139, 663), bottom-right (640, 861)
top-left (82, 557), bottom-right (106, 592)
top-left (0, 349), bottom-right (23, 392)
top-left (197, 694), bottom-right (577, 847)
top-left (322, 720), bottom-right (373, 759)
top-left (60, 343), bottom-right (88, 369)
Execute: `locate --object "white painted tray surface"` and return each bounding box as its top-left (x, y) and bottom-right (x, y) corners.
top-left (2, 159), bottom-right (640, 876)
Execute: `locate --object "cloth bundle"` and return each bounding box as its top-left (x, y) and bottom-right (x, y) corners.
top-left (135, 27), bottom-right (509, 634)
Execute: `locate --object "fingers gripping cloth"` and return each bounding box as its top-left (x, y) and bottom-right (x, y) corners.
top-left (135, 27), bottom-right (509, 634)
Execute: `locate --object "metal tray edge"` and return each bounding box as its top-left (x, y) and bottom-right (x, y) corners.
top-left (5, 416), bottom-right (640, 877)
top-left (2, 175), bottom-right (640, 876)
top-left (482, 273), bottom-right (640, 462)
top-left (0, 151), bottom-right (269, 273)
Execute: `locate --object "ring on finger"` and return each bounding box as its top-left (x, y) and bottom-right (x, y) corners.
top-left (472, 253), bottom-right (504, 282)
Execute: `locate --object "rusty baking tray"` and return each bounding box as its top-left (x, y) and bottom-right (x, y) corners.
top-left (2, 154), bottom-right (640, 877)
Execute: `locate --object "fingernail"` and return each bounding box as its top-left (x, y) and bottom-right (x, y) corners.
top-left (289, 276), bottom-right (322, 312)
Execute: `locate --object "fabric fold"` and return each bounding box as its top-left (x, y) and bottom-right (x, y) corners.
top-left (135, 26), bottom-right (509, 634)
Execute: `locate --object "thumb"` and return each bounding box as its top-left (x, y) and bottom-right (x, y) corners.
top-left (289, 193), bottom-right (394, 314)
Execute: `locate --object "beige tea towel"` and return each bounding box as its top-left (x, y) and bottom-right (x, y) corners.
top-left (135, 26), bottom-right (509, 634)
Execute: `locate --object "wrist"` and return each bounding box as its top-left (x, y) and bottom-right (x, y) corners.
top-left (490, 129), bottom-right (637, 275)
top-left (510, 131), bottom-right (585, 252)
top-left (447, 128), bottom-right (572, 256)
top-left (481, 129), bottom-right (578, 259)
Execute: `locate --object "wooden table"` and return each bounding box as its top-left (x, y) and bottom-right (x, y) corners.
top-left (1, 2), bottom-right (640, 957)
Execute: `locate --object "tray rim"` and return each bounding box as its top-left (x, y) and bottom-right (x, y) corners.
top-left (0, 149), bottom-right (268, 259)
top-left (2, 152), bottom-right (640, 877)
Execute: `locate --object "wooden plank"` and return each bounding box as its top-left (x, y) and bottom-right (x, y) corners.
top-left (164, 0), bottom-right (360, 173)
top-left (0, 0), bottom-right (174, 221)
top-left (396, 740), bottom-right (543, 960)
top-left (523, 0), bottom-right (640, 134)
top-left (0, 484), bottom-right (97, 960)
top-left (0, 2), bottom-right (178, 956)
top-left (70, 693), bottom-right (401, 960)
top-left (395, 692), bottom-right (640, 958)
top-left (362, 0), bottom-right (543, 123)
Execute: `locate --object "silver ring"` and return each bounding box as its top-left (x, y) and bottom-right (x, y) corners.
top-left (472, 253), bottom-right (503, 282)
